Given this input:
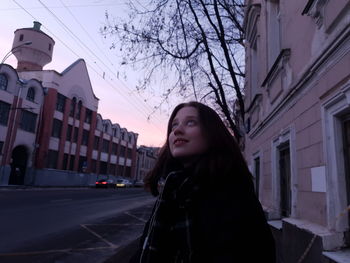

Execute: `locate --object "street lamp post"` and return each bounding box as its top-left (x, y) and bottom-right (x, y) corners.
top-left (0, 41), bottom-right (32, 66)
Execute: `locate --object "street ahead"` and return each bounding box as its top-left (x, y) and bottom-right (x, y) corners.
top-left (0, 187), bottom-right (155, 263)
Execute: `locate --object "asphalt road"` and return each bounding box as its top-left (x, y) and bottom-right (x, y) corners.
top-left (0, 187), bottom-right (155, 263)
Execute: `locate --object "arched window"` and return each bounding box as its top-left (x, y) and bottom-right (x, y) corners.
top-left (69, 97), bottom-right (76, 117)
top-left (76, 100), bottom-right (82, 119)
top-left (0, 74), bottom-right (8, 91)
top-left (26, 87), bottom-right (35, 102)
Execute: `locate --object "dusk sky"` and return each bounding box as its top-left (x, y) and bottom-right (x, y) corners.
top-left (0, 0), bottom-right (179, 147)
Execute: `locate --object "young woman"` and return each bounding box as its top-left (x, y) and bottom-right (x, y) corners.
top-left (131, 101), bottom-right (276, 263)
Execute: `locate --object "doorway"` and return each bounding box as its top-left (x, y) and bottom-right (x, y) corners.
top-left (279, 142), bottom-right (291, 217)
top-left (341, 116), bottom-right (350, 245)
top-left (8, 145), bottom-right (28, 185)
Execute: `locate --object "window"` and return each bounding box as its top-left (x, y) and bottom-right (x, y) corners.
top-left (117, 165), bottom-right (124, 177)
top-left (73, 127), bottom-right (79, 143)
top-left (56, 93), bottom-right (66, 113)
top-left (250, 41), bottom-right (259, 98)
top-left (0, 141), bottom-right (3, 155)
top-left (76, 100), bottom-right (82, 119)
top-left (62, 153), bottom-right (69, 170)
top-left (19, 34), bottom-right (24, 41)
top-left (91, 159), bottom-right (97, 173)
top-left (125, 167), bottom-right (131, 177)
top-left (114, 128), bottom-right (119, 137)
top-left (119, 145), bottom-right (126, 157)
top-left (48, 43), bottom-right (52, 51)
top-left (93, 136), bottom-right (100, 150)
top-left (100, 161), bottom-right (108, 174)
top-left (26, 87), bottom-right (35, 102)
top-left (253, 157), bottom-right (260, 198)
top-left (69, 97), bottom-right (76, 117)
top-left (112, 143), bottom-right (118, 155)
top-left (267, 0), bottom-right (281, 68)
top-left (0, 101), bottom-right (11, 126)
top-left (20, 110), bottom-right (37, 133)
top-left (69, 155), bottom-right (75, 171)
top-left (51, 119), bottom-right (62, 138)
top-left (46, 150), bottom-right (58, 169)
top-left (78, 156), bottom-right (87, 172)
top-left (127, 148), bottom-right (132, 159)
top-left (66, 125), bottom-right (72, 141)
top-left (81, 129), bottom-right (89, 146)
top-left (109, 164), bottom-right (116, 175)
top-left (0, 74), bottom-right (8, 90)
top-left (85, 108), bottom-right (92, 124)
top-left (102, 139), bottom-right (109, 153)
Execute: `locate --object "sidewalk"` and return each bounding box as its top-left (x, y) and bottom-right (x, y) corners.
top-left (0, 184), bottom-right (93, 190)
top-left (103, 237), bottom-right (141, 263)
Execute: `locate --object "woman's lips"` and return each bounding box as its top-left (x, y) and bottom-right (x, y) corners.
top-left (174, 138), bottom-right (188, 146)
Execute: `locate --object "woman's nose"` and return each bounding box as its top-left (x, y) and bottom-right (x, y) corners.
top-left (173, 123), bottom-right (184, 134)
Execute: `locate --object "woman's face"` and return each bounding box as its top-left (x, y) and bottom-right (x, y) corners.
top-left (168, 106), bottom-right (208, 164)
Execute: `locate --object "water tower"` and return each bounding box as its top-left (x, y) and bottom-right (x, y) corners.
top-left (12, 21), bottom-right (55, 71)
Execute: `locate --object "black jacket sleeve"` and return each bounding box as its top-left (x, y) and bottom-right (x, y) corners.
top-left (192, 179), bottom-right (276, 263)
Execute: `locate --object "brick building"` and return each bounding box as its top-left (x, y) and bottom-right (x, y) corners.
top-left (0, 22), bottom-right (138, 187)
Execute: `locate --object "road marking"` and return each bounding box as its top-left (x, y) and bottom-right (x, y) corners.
top-left (0, 246), bottom-right (115, 256)
top-left (80, 224), bottom-right (117, 248)
top-left (125, 212), bottom-right (147, 223)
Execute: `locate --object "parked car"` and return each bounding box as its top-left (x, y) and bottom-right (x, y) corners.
top-left (116, 179), bottom-right (133, 188)
top-left (95, 179), bottom-right (116, 188)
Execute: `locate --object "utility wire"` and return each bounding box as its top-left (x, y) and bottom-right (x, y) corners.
top-left (0, 3), bottom-right (126, 11)
top-left (58, 0), bottom-right (116, 68)
top-left (40, 0), bottom-right (165, 124)
top-left (38, 0), bottom-right (162, 121)
top-left (57, 0), bottom-right (161, 119)
top-left (11, 0), bottom-right (165, 133)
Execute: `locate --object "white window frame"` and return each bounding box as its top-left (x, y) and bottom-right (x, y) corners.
top-left (252, 150), bottom-right (263, 199)
top-left (266, 0), bottom-right (281, 69)
top-left (322, 80), bottom-right (350, 232)
top-left (271, 126), bottom-right (297, 219)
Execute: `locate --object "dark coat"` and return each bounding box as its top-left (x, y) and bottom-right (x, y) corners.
top-left (130, 170), bottom-right (276, 263)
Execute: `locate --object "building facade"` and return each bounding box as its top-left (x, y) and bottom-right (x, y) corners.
top-left (135, 146), bottom-right (159, 183)
top-left (243, 0), bottom-right (350, 262)
top-left (0, 22), bottom-right (138, 187)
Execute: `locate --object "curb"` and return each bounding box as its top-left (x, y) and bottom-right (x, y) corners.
top-left (103, 237), bottom-right (141, 263)
top-left (0, 185), bottom-right (95, 191)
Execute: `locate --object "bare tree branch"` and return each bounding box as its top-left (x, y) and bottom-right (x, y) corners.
top-left (101, 0), bottom-right (246, 142)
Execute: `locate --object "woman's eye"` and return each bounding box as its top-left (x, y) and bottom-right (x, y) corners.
top-left (187, 120), bottom-right (196, 126)
top-left (171, 123), bottom-right (179, 130)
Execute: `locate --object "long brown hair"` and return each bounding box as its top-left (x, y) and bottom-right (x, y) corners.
top-left (145, 101), bottom-right (252, 196)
